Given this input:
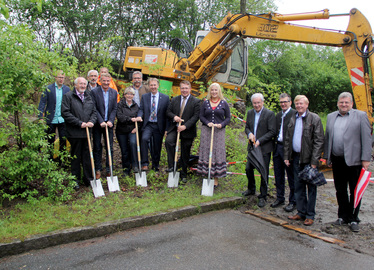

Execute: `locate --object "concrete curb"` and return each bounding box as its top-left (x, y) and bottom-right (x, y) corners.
top-left (0, 197), bottom-right (244, 258)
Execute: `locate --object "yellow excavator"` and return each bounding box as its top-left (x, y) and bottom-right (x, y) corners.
top-left (122, 8), bottom-right (374, 123)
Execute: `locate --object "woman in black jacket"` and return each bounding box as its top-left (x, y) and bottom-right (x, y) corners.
top-left (116, 87), bottom-right (140, 176)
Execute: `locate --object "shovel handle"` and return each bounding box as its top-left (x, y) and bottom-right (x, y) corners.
top-left (174, 121), bottom-right (182, 163)
top-left (135, 121), bottom-right (142, 168)
top-left (86, 127), bottom-right (96, 179)
top-left (105, 125), bottom-right (112, 168)
top-left (208, 125), bottom-right (214, 169)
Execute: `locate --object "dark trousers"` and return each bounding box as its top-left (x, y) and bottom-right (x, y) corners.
top-left (141, 123), bottom-right (163, 169)
top-left (47, 123), bottom-right (66, 157)
top-left (117, 132), bottom-right (138, 172)
top-left (273, 143), bottom-right (295, 203)
top-left (331, 154), bottom-right (362, 223)
top-left (246, 152), bottom-right (271, 199)
top-left (92, 125), bottom-right (113, 172)
top-left (68, 137), bottom-right (92, 186)
top-left (293, 153), bottom-right (317, 220)
top-left (165, 130), bottom-right (194, 178)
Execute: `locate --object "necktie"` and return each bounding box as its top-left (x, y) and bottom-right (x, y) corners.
top-left (150, 95), bottom-right (156, 121)
top-left (79, 93), bottom-right (84, 102)
top-left (179, 97), bottom-right (186, 117)
top-left (278, 112), bottom-right (285, 142)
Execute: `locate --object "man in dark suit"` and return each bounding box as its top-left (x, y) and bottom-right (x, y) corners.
top-left (38, 70), bottom-right (70, 158)
top-left (135, 78), bottom-right (170, 171)
top-left (165, 81), bottom-right (200, 183)
top-left (324, 92), bottom-right (372, 232)
top-left (132, 71), bottom-right (150, 106)
top-left (271, 93), bottom-right (296, 212)
top-left (243, 93), bottom-right (276, 207)
top-left (90, 73), bottom-right (118, 178)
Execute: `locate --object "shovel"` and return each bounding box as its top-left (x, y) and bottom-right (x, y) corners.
top-left (201, 125), bottom-right (215, 196)
top-left (105, 125), bottom-right (120, 192)
top-left (86, 127), bottom-right (105, 198)
top-left (168, 121), bottom-right (183, 187)
top-left (135, 121), bottom-right (147, 187)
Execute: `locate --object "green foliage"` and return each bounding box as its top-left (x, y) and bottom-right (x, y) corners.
top-left (0, 21), bottom-right (77, 202)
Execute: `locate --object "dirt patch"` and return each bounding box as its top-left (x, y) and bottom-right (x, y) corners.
top-left (238, 165), bottom-right (374, 256)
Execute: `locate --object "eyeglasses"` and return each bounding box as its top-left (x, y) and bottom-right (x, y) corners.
top-left (280, 101), bottom-right (290, 104)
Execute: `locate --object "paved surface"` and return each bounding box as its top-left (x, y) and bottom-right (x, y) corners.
top-left (1, 210), bottom-right (373, 269)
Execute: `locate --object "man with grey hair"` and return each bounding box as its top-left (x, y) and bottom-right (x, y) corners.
top-left (324, 92), bottom-right (371, 232)
top-left (271, 93), bottom-right (296, 211)
top-left (243, 93), bottom-right (276, 207)
top-left (62, 77), bottom-right (96, 189)
top-left (132, 71), bottom-right (149, 105)
top-left (86, 70), bottom-right (98, 93)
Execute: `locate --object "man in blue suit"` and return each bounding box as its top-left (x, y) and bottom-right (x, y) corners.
top-left (90, 73), bottom-right (118, 178)
top-left (136, 78), bottom-right (170, 171)
top-left (38, 70), bottom-right (70, 158)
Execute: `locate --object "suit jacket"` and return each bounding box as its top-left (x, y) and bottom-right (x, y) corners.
top-left (138, 91), bottom-right (170, 133)
top-left (245, 107), bottom-right (276, 154)
top-left (324, 109), bottom-right (372, 166)
top-left (137, 85), bottom-right (150, 101)
top-left (38, 83), bottom-right (70, 124)
top-left (90, 86), bottom-right (118, 125)
top-left (275, 108), bottom-right (296, 143)
top-left (166, 95), bottom-right (200, 139)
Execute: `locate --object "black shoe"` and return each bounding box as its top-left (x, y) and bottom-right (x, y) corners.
top-left (133, 167), bottom-right (139, 173)
top-left (181, 178), bottom-right (188, 184)
top-left (333, 218), bottom-right (348, 226)
top-left (349, 222), bottom-right (359, 232)
top-left (242, 189), bottom-right (255, 196)
top-left (74, 183), bottom-right (80, 191)
top-left (271, 199), bottom-right (285, 208)
top-left (284, 203), bottom-right (296, 212)
top-left (258, 198), bottom-right (266, 208)
top-left (166, 167), bottom-right (174, 172)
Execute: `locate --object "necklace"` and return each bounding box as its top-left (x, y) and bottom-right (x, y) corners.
top-left (210, 98), bottom-right (220, 104)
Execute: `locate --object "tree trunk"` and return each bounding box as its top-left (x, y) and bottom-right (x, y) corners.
top-left (240, 0), bottom-right (246, 14)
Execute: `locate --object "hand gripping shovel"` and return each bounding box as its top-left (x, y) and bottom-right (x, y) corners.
top-left (105, 125), bottom-right (120, 192)
top-left (135, 121), bottom-right (147, 187)
top-left (201, 125), bottom-right (215, 196)
top-left (86, 127), bottom-right (105, 198)
top-left (168, 121), bottom-right (183, 187)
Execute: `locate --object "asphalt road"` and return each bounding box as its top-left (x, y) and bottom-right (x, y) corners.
top-left (1, 210), bottom-right (373, 269)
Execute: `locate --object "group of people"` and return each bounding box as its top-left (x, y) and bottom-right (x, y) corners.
top-left (38, 70), bottom-right (371, 232)
top-left (242, 92), bottom-right (371, 232)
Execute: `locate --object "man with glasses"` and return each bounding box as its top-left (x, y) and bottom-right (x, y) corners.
top-left (271, 93), bottom-right (296, 212)
top-left (132, 71), bottom-right (150, 105)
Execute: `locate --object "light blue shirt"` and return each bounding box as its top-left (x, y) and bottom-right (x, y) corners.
top-left (133, 85), bottom-right (141, 106)
top-left (51, 83), bottom-right (64, 124)
top-left (102, 88), bottom-right (109, 121)
top-left (254, 107), bottom-right (263, 137)
top-left (277, 107), bottom-right (291, 142)
top-left (149, 92), bottom-right (159, 122)
top-left (292, 111), bottom-right (306, 153)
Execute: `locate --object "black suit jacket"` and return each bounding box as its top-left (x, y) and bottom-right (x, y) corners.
top-left (138, 92), bottom-right (170, 133)
top-left (38, 83), bottom-right (70, 124)
top-left (275, 108), bottom-right (296, 143)
top-left (245, 107), bottom-right (276, 154)
top-left (90, 86), bottom-right (118, 124)
top-left (166, 95), bottom-right (200, 139)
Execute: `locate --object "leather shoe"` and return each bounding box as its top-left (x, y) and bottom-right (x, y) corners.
top-left (95, 170), bottom-right (101, 179)
top-left (133, 167), bottom-right (139, 173)
top-left (257, 198), bottom-right (266, 208)
top-left (166, 167), bottom-right (174, 172)
top-left (284, 203), bottom-right (296, 212)
top-left (181, 178), bottom-right (188, 184)
top-left (242, 189), bottom-right (255, 196)
top-left (141, 166), bottom-right (149, 171)
top-left (288, 214), bottom-right (304, 220)
top-left (270, 199), bottom-right (285, 208)
top-left (304, 219), bottom-right (314, 226)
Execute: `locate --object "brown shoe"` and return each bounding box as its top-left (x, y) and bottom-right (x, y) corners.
top-left (141, 165), bottom-right (149, 171)
top-left (288, 214), bottom-right (304, 220)
top-left (304, 219), bottom-right (314, 226)
top-left (95, 171), bottom-right (101, 179)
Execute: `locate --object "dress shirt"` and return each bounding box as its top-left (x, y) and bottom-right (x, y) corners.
top-left (292, 111), bottom-right (306, 153)
top-left (252, 107), bottom-right (263, 137)
top-left (332, 111), bottom-right (350, 156)
top-left (133, 85), bottom-right (141, 106)
top-left (102, 89), bottom-right (109, 121)
top-left (52, 83), bottom-right (64, 124)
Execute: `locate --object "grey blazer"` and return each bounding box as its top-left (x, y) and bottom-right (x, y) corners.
top-left (324, 109), bottom-right (372, 166)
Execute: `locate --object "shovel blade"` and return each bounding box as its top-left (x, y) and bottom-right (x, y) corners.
top-left (90, 179), bottom-right (105, 198)
top-left (168, 172), bottom-right (180, 188)
top-left (201, 178), bottom-right (214, 196)
top-left (135, 172), bottom-right (147, 187)
top-left (107, 176), bottom-right (120, 192)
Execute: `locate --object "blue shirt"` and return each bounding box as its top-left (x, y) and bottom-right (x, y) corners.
top-left (292, 111), bottom-right (306, 153)
top-left (254, 108), bottom-right (263, 137)
top-left (149, 92), bottom-right (159, 122)
top-left (102, 88), bottom-right (109, 121)
top-left (277, 107), bottom-right (291, 142)
top-left (51, 83), bottom-right (64, 124)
